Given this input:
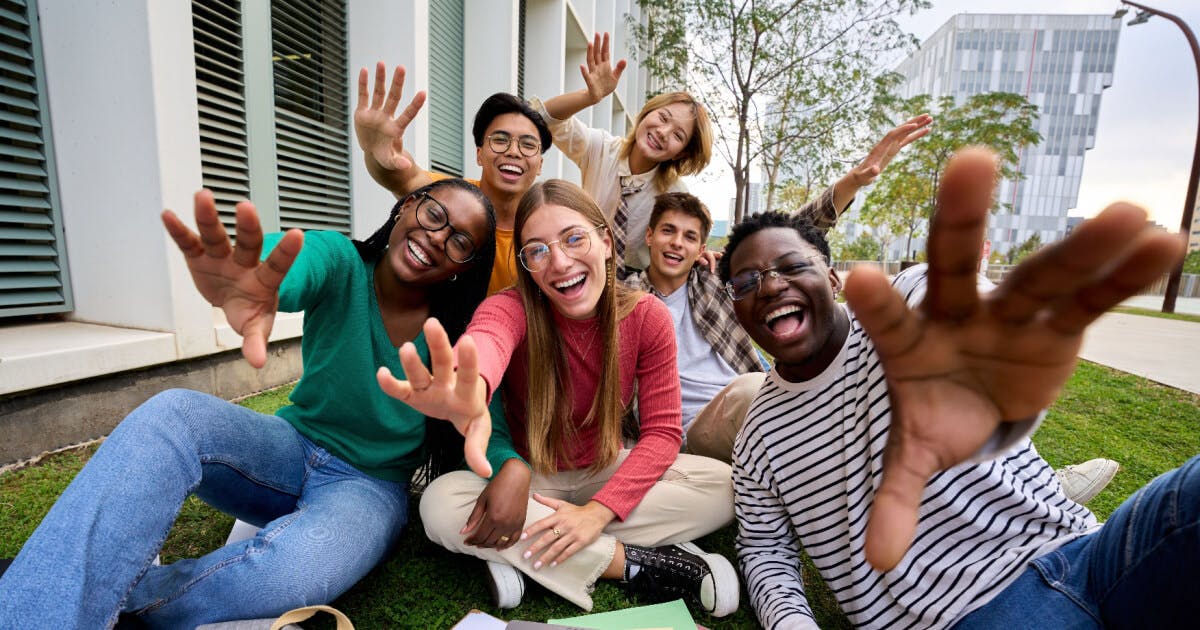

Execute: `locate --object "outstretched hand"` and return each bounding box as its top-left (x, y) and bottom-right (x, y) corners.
top-left (354, 62), bottom-right (426, 172)
top-left (580, 32), bottom-right (626, 105)
top-left (844, 148), bottom-right (1185, 572)
top-left (376, 318), bottom-right (493, 478)
top-left (849, 113), bottom-right (933, 188)
top-left (162, 190), bottom-right (303, 368)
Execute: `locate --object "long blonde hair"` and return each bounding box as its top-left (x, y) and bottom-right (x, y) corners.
top-left (514, 180), bottom-right (642, 475)
top-left (621, 92), bottom-right (713, 192)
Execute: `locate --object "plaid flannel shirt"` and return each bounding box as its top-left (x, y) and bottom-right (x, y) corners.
top-left (626, 184), bottom-right (842, 376)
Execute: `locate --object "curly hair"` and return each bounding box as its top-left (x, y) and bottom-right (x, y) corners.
top-left (718, 211), bottom-right (831, 283)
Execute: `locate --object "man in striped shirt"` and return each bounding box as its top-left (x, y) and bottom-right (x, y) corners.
top-left (719, 148), bottom-right (1197, 628)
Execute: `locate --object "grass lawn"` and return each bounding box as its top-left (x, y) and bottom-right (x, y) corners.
top-left (2, 361), bottom-right (1197, 628)
top-left (1112, 306), bottom-right (1200, 324)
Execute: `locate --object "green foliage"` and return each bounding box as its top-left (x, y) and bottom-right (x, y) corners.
top-left (1006, 232), bottom-right (1042, 264)
top-left (862, 92), bottom-right (1041, 257)
top-left (1184, 248), bottom-right (1200, 274)
top-left (630, 0), bottom-right (928, 223)
top-left (841, 232), bottom-right (883, 261)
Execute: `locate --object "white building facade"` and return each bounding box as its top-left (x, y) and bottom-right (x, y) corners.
top-left (0, 0), bottom-right (649, 418)
top-left (893, 13), bottom-right (1121, 256)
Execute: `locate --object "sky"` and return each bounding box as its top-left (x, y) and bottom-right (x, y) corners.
top-left (686, 0), bottom-right (1200, 232)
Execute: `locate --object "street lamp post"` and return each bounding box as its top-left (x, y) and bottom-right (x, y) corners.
top-left (1116, 2), bottom-right (1200, 313)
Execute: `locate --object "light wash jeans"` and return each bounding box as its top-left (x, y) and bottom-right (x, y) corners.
top-left (0, 389), bottom-right (409, 629)
top-left (955, 453), bottom-right (1200, 629)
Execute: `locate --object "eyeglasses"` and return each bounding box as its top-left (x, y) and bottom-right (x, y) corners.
top-left (406, 191), bottom-right (477, 264)
top-left (724, 256), bottom-right (824, 301)
top-left (518, 225), bottom-right (606, 272)
top-left (486, 132), bottom-right (541, 157)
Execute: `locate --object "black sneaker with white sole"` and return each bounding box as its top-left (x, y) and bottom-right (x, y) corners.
top-left (622, 542), bottom-right (739, 617)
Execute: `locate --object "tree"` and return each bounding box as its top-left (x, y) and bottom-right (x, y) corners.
top-left (1182, 248), bottom-right (1200, 274)
top-left (1005, 232), bottom-right (1042, 265)
top-left (842, 232), bottom-right (883, 261)
top-left (631, 0), bottom-right (926, 224)
top-left (860, 92), bottom-right (1041, 258)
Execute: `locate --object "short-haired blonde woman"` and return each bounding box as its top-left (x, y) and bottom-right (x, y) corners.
top-left (378, 180), bottom-right (738, 617)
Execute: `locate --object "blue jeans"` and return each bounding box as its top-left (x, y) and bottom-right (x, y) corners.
top-left (955, 453), bottom-right (1200, 629)
top-left (0, 389), bottom-right (408, 629)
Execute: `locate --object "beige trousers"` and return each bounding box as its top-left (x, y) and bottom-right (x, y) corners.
top-left (685, 372), bottom-right (768, 464)
top-left (419, 450), bottom-right (733, 610)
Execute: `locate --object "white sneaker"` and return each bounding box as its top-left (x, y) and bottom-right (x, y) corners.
top-left (1056, 458), bottom-right (1120, 504)
top-left (485, 560), bottom-right (525, 609)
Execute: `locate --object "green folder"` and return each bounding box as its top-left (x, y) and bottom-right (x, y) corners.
top-left (548, 599), bottom-right (697, 630)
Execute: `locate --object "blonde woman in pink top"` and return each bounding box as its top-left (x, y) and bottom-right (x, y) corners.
top-left (378, 179), bottom-right (738, 617)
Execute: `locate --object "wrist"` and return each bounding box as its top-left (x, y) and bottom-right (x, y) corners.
top-left (584, 500), bottom-right (617, 525)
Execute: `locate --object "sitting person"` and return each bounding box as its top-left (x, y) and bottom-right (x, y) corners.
top-left (377, 180), bottom-right (739, 617)
top-left (529, 31), bottom-right (933, 276)
top-left (720, 148), bottom-right (1193, 628)
top-left (355, 63), bottom-right (552, 293)
top-left (629, 191), bottom-right (1119, 503)
top-left (0, 180), bottom-right (512, 627)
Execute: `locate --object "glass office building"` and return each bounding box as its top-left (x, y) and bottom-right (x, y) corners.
top-left (892, 13), bottom-right (1121, 255)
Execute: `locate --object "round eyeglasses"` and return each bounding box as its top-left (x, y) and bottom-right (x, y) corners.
top-left (518, 225), bottom-right (606, 272)
top-left (405, 191), bottom-right (477, 264)
top-left (486, 132), bottom-right (542, 157)
top-left (723, 256), bottom-right (824, 301)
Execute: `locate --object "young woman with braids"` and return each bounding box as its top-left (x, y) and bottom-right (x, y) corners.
top-left (0, 179), bottom-right (517, 628)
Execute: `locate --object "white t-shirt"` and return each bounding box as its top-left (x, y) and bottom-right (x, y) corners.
top-left (661, 286), bottom-right (740, 433)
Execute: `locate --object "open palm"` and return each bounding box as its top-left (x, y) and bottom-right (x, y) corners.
top-left (161, 190), bottom-right (303, 368)
top-left (354, 62), bottom-right (425, 172)
top-left (581, 32), bottom-right (626, 104)
top-left (843, 149), bottom-right (1185, 571)
top-left (376, 318), bottom-right (494, 478)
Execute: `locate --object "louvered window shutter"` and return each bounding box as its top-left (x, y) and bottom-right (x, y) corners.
top-left (192, 0), bottom-right (248, 234)
top-left (271, 0), bottom-right (350, 234)
top-left (429, 0), bottom-right (464, 177)
top-left (0, 0), bottom-right (71, 317)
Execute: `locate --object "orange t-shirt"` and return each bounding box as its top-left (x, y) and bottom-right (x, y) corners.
top-left (427, 173), bottom-right (517, 295)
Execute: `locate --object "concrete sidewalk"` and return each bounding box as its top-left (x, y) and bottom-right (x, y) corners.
top-left (1079, 307), bottom-right (1200, 394)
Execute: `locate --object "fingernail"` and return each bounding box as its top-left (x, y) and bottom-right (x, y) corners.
top-left (523, 551), bottom-right (531, 559)
top-left (520, 532), bottom-right (528, 540)
top-left (533, 561), bottom-right (542, 570)
top-left (550, 561), bottom-right (557, 568)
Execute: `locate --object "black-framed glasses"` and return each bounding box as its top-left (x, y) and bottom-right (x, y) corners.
top-left (518, 225), bottom-right (606, 272)
top-left (724, 256), bottom-right (824, 301)
top-left (406, 190), bottom-right (477, 264)
top-left (486, 132), bottom-right (541, 157)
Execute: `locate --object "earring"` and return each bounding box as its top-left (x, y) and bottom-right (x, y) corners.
top-left (450, 274), bottom-right (458, 282)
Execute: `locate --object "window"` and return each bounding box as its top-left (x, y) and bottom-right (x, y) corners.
top-left (192, 0), bottom-right (351, 235)
top-left (429, 0), bottom-right (465, 177)
top-left (0, 0), bottom-right (71, 317)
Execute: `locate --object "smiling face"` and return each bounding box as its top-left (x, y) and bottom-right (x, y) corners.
top-left (385, 186), bottom-right (490, 285)
top-left (477, 112), bottom-right (543, 198)
top-left (633, 102), bottom-right (696, 164)
top-left (645, 209), bottom-right (705, 288)
top-left (729, 227), bottom-right (849, 382)
top-left (521, 204), bottom-right (612, 320)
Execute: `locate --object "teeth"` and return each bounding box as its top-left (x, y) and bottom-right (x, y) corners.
top-left (407, 239), bottom-right (431, 266)
top-left (765, 304), bottom-right (801, 324)
top-left (664, 253), bottom-right (683, 261)
top-left (499, 164), bottom-right (524, 175)
top-left (553, 273), bottom-right (585, 289)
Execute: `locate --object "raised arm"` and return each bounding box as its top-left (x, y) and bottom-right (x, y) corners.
top-left (843, 147), bottom-right (1185, 571)
top-left (540, 32), bottom-right (627, 121)
top-left (826, 113), bottom-right (934, 216)
top-left (354, 62), bottom-right (434, 199)
top-left (161, 190), bottom-right (303, 368)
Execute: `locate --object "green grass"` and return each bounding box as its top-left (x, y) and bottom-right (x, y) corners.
top-left (3, 362), bottom-right (1198, 628)
top-left (1112, 306), bottom-right (1200, 324)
